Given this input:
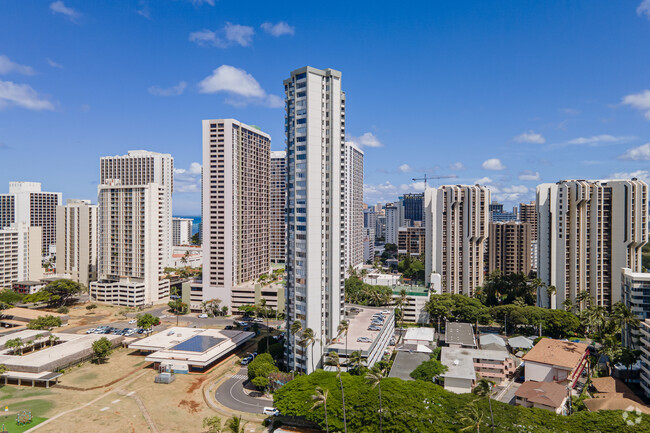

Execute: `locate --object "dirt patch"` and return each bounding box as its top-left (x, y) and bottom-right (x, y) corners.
top-left (186, 376), bottom-right (207, 394)
top-left (178, 399), bottom-right (200, 414)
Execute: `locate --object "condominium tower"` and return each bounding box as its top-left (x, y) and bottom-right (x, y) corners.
top-left (172, 217), bottom-right (193, 246)
top-left (385, 203), bottom-right (399, 245)
top-left (270, 151), bottom-right (287, 264)
top-left (90, 150), bottom-right (173, 306)
top-left (0, 182), bottom-right (62, 255)
top-left (487, 221), bottom-right (532, 276)
top-left (0, 223), bottom-right (43, 288)
top-left (344, 141), bottom-right (364, 270)
top-left (399, 193), bottom-right (424, 227)
top-left (284, 66), bottom-right (346, 373)
top-left (424, 185), bottom-right (490, 296)
top-left (56, 199), bottom-right (98, 287)
top-left (202, 119), bottom-right (271, 311)
top-left (537, 179), bottom-right (648, 310)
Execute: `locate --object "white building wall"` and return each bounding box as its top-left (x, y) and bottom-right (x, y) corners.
top-left (344, 142), bottom-right (364, 270)
top-left (385, 204), bottom-right (399, 245)
top-left (56, 200), bottom-right (98, 287)
top-left (172, 218), bottom-right (193, 246)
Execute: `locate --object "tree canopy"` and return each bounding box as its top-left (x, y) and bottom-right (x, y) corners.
top-left (92, 337), bottom-right (112, 363)
top-left (27, 315), bottom-right (62, 330)
top-left (474, 271), bottom-right (539, 307)
top-left (344, 276), bottom-right (392, 306)
top-left (409, 358), bottom-right (447, 382)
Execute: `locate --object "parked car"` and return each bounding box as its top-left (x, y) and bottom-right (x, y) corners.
top-left (262, 407), bottom-right (280, 416)
top-left (167, 330), bottom-right (175, 336)
top-left (389, 337), bottom-right (396, 346)
top-left (224, 325), bottom-right (234, 330)
top-left (368, 326), bottom-right (381, 331)
top-left (198, 314), bottom-right (208, 319)
top-left (357, 337), bottom-right (372, 343)
top-left (241, 358), bottom-right (251, 366)
top-left (128, 319), bottom-right (137, 324)
top-left (137, 328), bottom-right (145, 334)
top-left (381, 310), bottom-right (390, 314)
top-left (85, 328), bottom-right (96, 334)
top-left (253, 318), bottom-right (264, 323)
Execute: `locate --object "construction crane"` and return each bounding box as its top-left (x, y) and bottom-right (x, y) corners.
top-left (412, 173), bottom-right (458, 189)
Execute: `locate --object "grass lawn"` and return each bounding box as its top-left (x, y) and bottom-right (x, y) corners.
top-left (0, 416), bottom-right (47, 433)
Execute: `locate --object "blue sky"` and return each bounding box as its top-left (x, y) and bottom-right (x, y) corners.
top-left (1, 0), bottom-right (650, 214)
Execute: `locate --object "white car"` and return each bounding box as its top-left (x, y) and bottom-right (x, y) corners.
top-left (128, 319), bottom-right (137, 324)
top-left (198, 314), bottom-right (208, 319)
top-left (253, 318), bottom-right (264, 323)
top-left (262, 407), bottom-right (280, 416)
top-left (85, 328), bottom-right (95, 334)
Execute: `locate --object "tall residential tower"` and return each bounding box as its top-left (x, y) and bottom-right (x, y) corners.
top-left (56, 199), bottom-right (98, 287)
top-left (344, 141), bottom-right (364, 270)
top-left (270, 151), bottom-right (287, 264)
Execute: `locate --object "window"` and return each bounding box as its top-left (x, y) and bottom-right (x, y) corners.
top-left (297, 91), bottom-right (306, 98)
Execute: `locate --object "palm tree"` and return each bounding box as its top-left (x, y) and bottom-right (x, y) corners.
top-left (225, 416), bottom-right (247, 433)
top-left (612, 302), bottom-right (641, 348)
top-left (576, 290), bottom-right (592, 311)
top-left (300, 328), bottom-right (318, 373)
top-left (202, 415), bottom-right (223, 433)
top-left (365, 366), bottom-right (386, 433)
top-left (459, 401), bottom-right (484, 433)
top-left (48, 334), bottom-right (60, 347)
top-left (562, 298), bottom-right (574, 313)
top-left (324, 351), bottom-right (348, 433)
top-left (290, 320), bottom-right (303, 373)
top-left (348, 351), bottom-right (365, 374)
top-left (311, 386), bottom-right (330, 433)
top-left (546, 285), bottom-right (556, 308)
top-left (473, 379), bottom-right (495, 433)
top-left (586, 305), bottom-right (607, 340)
top-left (337, 320), bottom-right (350, 368)
top-left (600, 335), bottom-right (621, 376)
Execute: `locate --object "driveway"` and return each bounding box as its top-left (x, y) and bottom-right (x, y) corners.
top-left (495, 381), bottom-right (520, 405)
top-left (214, 367), bottom-right (273, 414)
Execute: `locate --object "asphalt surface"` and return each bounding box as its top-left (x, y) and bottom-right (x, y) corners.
top-left (214, 367), bottom-right (273, 414)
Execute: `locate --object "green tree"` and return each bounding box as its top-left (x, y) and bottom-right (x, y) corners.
top-left (473, 379), bottom-right (496, 432)
top-left (5, 338), bottom-right (23, 356)
top-left (251, 376), bottom-right (270, 392)
top-left (410, 358), bottom-right (447, 382)
top-left (337, 319), bottom-right (350, 368)
top-left (348, 351), bottom-right (365, 375)
top-left (459, 401), bottom-right (484, 433)
top-left (311, 386), bottom-right (330, 433)
top-left (324, 352), bottom-right (348, 433)
top-left (191, 232), bottom-right (200, 245)
top-left (300, 328), bottom-right (318, 373)
top-left (85, 303), bottom-right (97, 312)
top-left (92, 337), bottom-right (112, 363)
top-left (136, 313), bottom-right (159, 334)
top-left (612, 302), bottom-right (640, 347)
top-left (41, 279), bottom-right (84, 306)
top-left (365, 366), bottom-right (386, 433)
top-left (27, 315), bottom-right (62, 330)
top-left (202, 415), bottom-right (222, 433)
top-left (0, 364), bottom-right (7, 376)
top-left (247, 353), bottom-right (278, 382)
top-left (225, 415), bottom-right (247, 433)
top-left (290, 320), bottom-right (303, 374)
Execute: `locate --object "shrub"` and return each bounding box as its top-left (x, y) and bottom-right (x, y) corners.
top-left (57, 306), bottom-right (69, 314)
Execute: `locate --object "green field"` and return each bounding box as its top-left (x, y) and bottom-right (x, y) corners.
top-left (0, 416), bottom-right (47, 433)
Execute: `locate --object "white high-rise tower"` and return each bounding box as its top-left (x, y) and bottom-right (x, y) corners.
top-left (284, 67), bottom-right (346, 373)
top-left (344, 142), bottom-right (364, 270)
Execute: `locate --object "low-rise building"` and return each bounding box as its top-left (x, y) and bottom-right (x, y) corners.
top-left (363, 273), bottom-right (399, 287)
top-left (515, 381), bottom-right (568, 414)
top-left (403, 328), bottom-right (435, 346)
top-left (231, 281), bottom-right (285, 315)
top-left (522, 338), bottom-right (588, 388)
top-left (445, 322), bottom-right (477, 349)
top-left (441, 347), bottom-right (516, 394)
top-left (391, 286), bottom-right (430, 324)
top-left (11, 281), bottom-right (45, 295)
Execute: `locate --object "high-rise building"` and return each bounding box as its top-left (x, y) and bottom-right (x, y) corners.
top-left (399, 193), bottom-right (424, 227)
top-left (0, 182), bottom-right (62, 255)
top-left (385, 203), bottom-right (399, 245)
top-left (202, 119), bottom-right (271, 312)
top-left (621, 268), bottom-right (650, 349)
top-left (487, 221), bottom-right (532, 276)
top-left (397, 226), bottom-right (426, 259)
top-left (0, 223), bottom-right (42, 288)
top-left (375, 214), bottom-right (386, 240)
top-left (284, 66), bottom-right (345, 373)
top-left (537, 179), bottom-right (647, 310)
top-left (519, 201), bottom-right (537, 241)
top-left (90, 150), bottom-right (174, 307)
top-left (270, 151), bottom-right (287, 264)
top-left (489, 200), bottom-right (517, 222)
top-left (363, 228), bottom-right (374, 263)
top-left (172, 217), bottom-right (193, 246)
top-left (424, 185), bottom-right (490, 296)
top-left (344, 142), bottom-right (364, 270)
top-left (56, 199), bottom-right (98, 287)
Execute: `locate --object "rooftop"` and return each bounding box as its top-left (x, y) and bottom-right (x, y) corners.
top-left (515, 381), bottom-right (568, 408)
top-left (508, 336), bottom-right (534, 349)
top-left (584, 397), bottom-right (650, 414)
top-left (441, 347), bottom-right (511, 381)
top-left (590, 377), bottom-right (641, 402)
top-left (328, 306), bottom-right (392, 354)
top-left (523, 338), bottom-right (588, 370)
top-left (445, 322), bottom-right (476, 347)
top-left (404, 327), bottom-right (435, 342)
top-left (479, 334), bottom-right (507, 347)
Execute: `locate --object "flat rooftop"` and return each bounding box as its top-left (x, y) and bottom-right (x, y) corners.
top-left (388, 351), bottom-right (430, 381)
top-left (328, 306), bottom-right (392, 354)
top-left (445, 322), bottom-right (476, 347)
top-left (404, 327), bottom-right (435, 342)
top-left (441, 347), bottom-right (511, 380)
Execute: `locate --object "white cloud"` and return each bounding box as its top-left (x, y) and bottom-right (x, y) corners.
top-left (189, 23), bottom-right (254, 48)
top-left (46, 58), bottom-right (63, 69)
top-left (0, 55), bottom-right (35, 76)
top-left (174, 162), bottom-right (202, 193)
top-left (198, 65), bottom-right (281, 108)
top-left (475, 177), bottom-right (493, 185)
top-left (622, 90), bottom-right (650, 120)
top-left (261, 22), bottom-right (295, 36)
top-left (610, 169), bottom-right (650, 184)
top-left (136, 1), bottom-right (152, 19)
top-left (514, 130), bottom-right (545, 144)
top-left (618, 143), bottom-right (650, 161)
top-left (482, 158), bottom-right (506, 171)
top-left (364, 181), bottom-right (425, 204)
top-left (348, 132), bottom-right (383, 148)
top-left (449, 162), bottom-right (465, 171)
top-left (399, 164), bottom-right (412, 173)
top-left (638, 0), bottom-right (650, 19)
top-left (560, 108), bottom-right (581, 115)
top-left (148, 81), bottom-right (187, 96)
top-left (492, 185), bottom-right (530, 202)
top-left (518, 170), bottom-right (540, 181)
top-left (0, 80), bottom-right (54, 111)
top-left (566, 134), bottom-right (635, 145)
top-left (50, 1), bottom-right (81, 21)
top-left (188, 0), bottom-right (215, 5)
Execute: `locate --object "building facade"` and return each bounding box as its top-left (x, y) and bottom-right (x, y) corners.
top-left (399, 193), bottom-right (424, 227)
top-left (397, 226), bottom-right (426, 259)
top-left (201, 119), bottom-right (271, 312)
top-left (284, 66), bottom-right (345, 373)
top-left (487, 221), bottom-right (532, 276)
top-left (56, 199), bottom-right (98, 287)
top-left (0, 182), bottom-right (62, 255)
top-left (424, 185), bottom-right (490, 296)
top-left (537, 179), bottom-right (648, 310)
top-left (344, 142), bottom-right (364, 270)
top-left (0, 223), bottom-right (43, 288)
top-left (385, 203), bottom-right (399, 245)
top-left (91, 150), bottom-right (174, 307)
top-left (172, 217), bottom-right (193, 246)
top-left (270, 151), bottom-right (287, 264)
top-left (622, 268), bottom-right (650, 348)
top-left (639, 319), bottom-right (650, 398)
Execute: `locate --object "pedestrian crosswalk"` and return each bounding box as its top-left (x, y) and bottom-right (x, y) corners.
top-left (229, 374), bottom-right (247, 380)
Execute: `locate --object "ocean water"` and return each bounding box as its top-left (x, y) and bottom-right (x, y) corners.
top-left (175, 216), bottom-right (201, 235)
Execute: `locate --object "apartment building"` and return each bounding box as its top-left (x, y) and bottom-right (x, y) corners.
top-left (172, 217), bottom-right (193, 246)
top-left (519, 201), bottom-right (537, 241)
top-left (424, 185), bottom-right (490, 296)
top-left (90, 150), bottom-right (174, 307)
top-left (487, 221), bottom-right (532, 276)
top-left (537, 179), bottom-right (647, 310)
top-left (489, 201), bottom-right (517, 222)
top-left (0, 223), bottom-right (43, 289)
top-left (270, 151), bottom-right (287, 264)
top-left (0, 182), bottom-right (62, 255)
top-left (640, 319), bottom-right (650, 398)
top-left (397, 226), bottom-right (426, 259)
top-left (284, 66), bottom-right (346, 373)
top-left (399, 193), bottom-right (424, 227)
top-left (344, 142), bottom-right (364, 270)
top-left (202, 119), bottom-right (271, 312)
top-left (55, 199), bottom-right (98, 287)
top-left (364, 208), bottom-right (377, 242)
top-left (621, 268), bottom-right (650, 348)
top-left (363, 228), bottom-right (374, 263)
top-left (385, 203), bottom-right (399, 245)
top-left (375, 214), bottom-right (386, 240)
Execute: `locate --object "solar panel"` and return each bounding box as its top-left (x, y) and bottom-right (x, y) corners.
top-left (170, 335), bottom-right (225, 353)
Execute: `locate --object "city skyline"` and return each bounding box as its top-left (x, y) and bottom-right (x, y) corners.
top-left (1, 1), bottom-right (650, 214)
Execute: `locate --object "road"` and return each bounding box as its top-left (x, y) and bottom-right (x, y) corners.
top-left (214, 367), bottom-right (273, 414)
